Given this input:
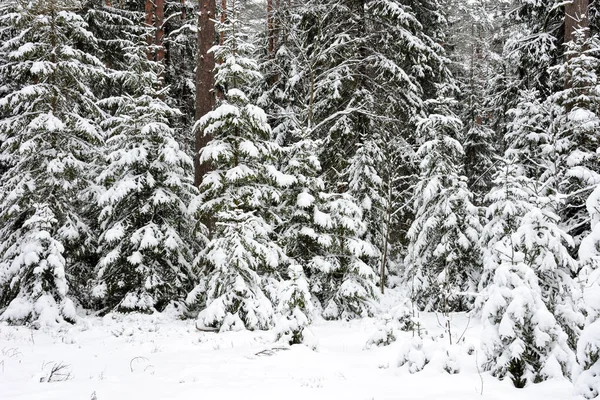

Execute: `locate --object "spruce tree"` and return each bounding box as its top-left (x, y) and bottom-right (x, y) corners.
top-left (187, 2), bottom-right (289, 331)
top-left (314, 192), bottom-right (379, 320)
top-left (275, 264), bottom-right (314, 346)
top-left (479, 85), bottom-right (585, 386)
top-left (479, 211), bottom-right (577, 386)
top-left (576, 186), bottom-right (600, 399)
top-left (0, 0), bottom-right (104, 324)
top-left (404, 97), bottom-right (482, 312)
top-left (478, 160), bottom-right (582, 387)
top-left (548, 28), bottom-right (600, 248)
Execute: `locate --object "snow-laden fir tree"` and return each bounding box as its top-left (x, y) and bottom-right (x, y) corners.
top-left (93, 26), bottom-right (198, 312)
top-left (476, 160), bottom-right (532, 305)
top-left (275, 264), bottom-right (314, 346)
top-left (275, 132), bottom-right (326, 262)
top-left (479, 97), bottom-right (585, 386)
top-left (404, 97), bottom-right (482, 312)
top-left (548, 27), bottom-right (600, 248)
top-left (256, 2), bottom-right (385, 316)
top-left (0, 0), bottom-right (104, 325)
top-left (187, 1), bottom-right (290, 331)
top-left (478, 157), bottom-right (574, 387)
top-left (312, 192), bottom-right (379, 320)
top-left (489, 202), bottom-right (582, 384)
top-left (504, 89), bottom-right (552, 181)
top-left (504, 0), bottom-right (563, 96)
top-left (270, 109), bottom-right (379, 321)
top-left (576, 185), bottom-right (600, 399)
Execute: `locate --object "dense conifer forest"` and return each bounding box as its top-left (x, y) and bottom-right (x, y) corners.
top-left (2, 0), bottom-right (600, 396)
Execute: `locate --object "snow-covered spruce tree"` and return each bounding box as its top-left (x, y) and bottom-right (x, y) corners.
top-left (0, 0), bottom-right (104, 325)
top-left (275, 264), bottom-right (314, 346)
top-left (576, 185), bottom-right (600, 399)
top-left (505, 0), bottom-right (563, 96)
top-left (548, 27), bottom-right (600, 248)
top-left (187, 2), bottom-right (290, 331)
top-left (153, 0), bottom-right (198, 155)
top-left (498, 203), bottom-right (582, 381)
top-left (312, 192), bottom-right (379, 320)
top-left (268, 103), bottom-right (379, 321)
top-left (504, 89), bottom-right (553, 182)
top-left (479, 215), bottom-right (577, 386)
top-left (476, 160), bottom-right (532, 305)
top-left (478, 158), bottom-right (573, 387)
top-left (93, 27), bottom-right (198, 312)
top-left (273, 130), bottom-right (337, 308)
top-left (404, 97), bottom-right (482, 313)
top-left (479, 85), bottom-right (585, 386)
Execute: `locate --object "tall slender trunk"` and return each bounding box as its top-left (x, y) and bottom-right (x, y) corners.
top-left (564, 0), bottom-right (589, 92)
top-left (155, 0), bottom-right (165, 63)
top-left (220, 0), bottom-right (227, 46)
top-left (267, 0), bottom-right (275, 57)
top-left (194, 0), bottom-right (217, 187)
top-left (380, 183), bottom-right (392, 294)
top-left (565, 0), bottom-right (589, 47)
top-left (145, 0), bottom-right (154, 60)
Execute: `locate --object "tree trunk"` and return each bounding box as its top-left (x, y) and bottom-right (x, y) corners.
top-left (380, 184), bottom-right (392, 294)
top-left (565, 0), bottom-right (589, 46)
top-left (267, 0), bottom-right (275, 57)
top-left (155, 0), bottom-right (165, 63)
top-left (220, 0), bottom-right (227, 46)
top-left (194, 0), bottom-right (217, 187)
top-left (564, 0), bottom-right (589, 92)
top-left (145, 0), bottom-right (154, 60)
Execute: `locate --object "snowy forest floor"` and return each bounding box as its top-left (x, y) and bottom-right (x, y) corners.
top-left (0, 290), bottom-right (573, 400)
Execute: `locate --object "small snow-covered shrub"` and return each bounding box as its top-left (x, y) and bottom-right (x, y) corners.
top-left (442, 345), bottom-right (461, 374)
top-left (275, 265), bottom-right (315, 347)
top-left (397, 337), bottom-right (430, 373)
top-left (365, 314), bottom-right (397, 348)
top-left (390, 300), bottom-right (422, 332)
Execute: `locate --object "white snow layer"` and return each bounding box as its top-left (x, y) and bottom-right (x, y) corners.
top-left (0, 290), bottom-right (574, 400)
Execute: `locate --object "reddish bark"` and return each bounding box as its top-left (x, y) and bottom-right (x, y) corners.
top-left (220, 0), bottom-right (227, 46)
top-left (194, 0), bottom-right (217, 187)
top-left (565, 0), bottom-right (589, 46)
top-left (155, 0), bottom-right (165, 63)
top-left (145, 0), bottom-right (154, 60)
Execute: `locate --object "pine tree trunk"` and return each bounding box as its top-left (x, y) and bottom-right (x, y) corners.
top-left (194, 0), bottom-right (216, 187)
top-left (267, 0), bottom-right (275, 57)
top-left (565, 0), bottom-right (589, 47)
top-left (220, 0), bottom-right (226, 46)
top-left (564, 0), bottom-right (589, 91)
top-left (155, 0), bottom-right (165, 63)
top-left (145, 0), bottom-right (154, 60)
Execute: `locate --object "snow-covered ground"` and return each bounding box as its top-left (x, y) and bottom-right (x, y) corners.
top-left (0, 291), bottom-right (574, 400)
